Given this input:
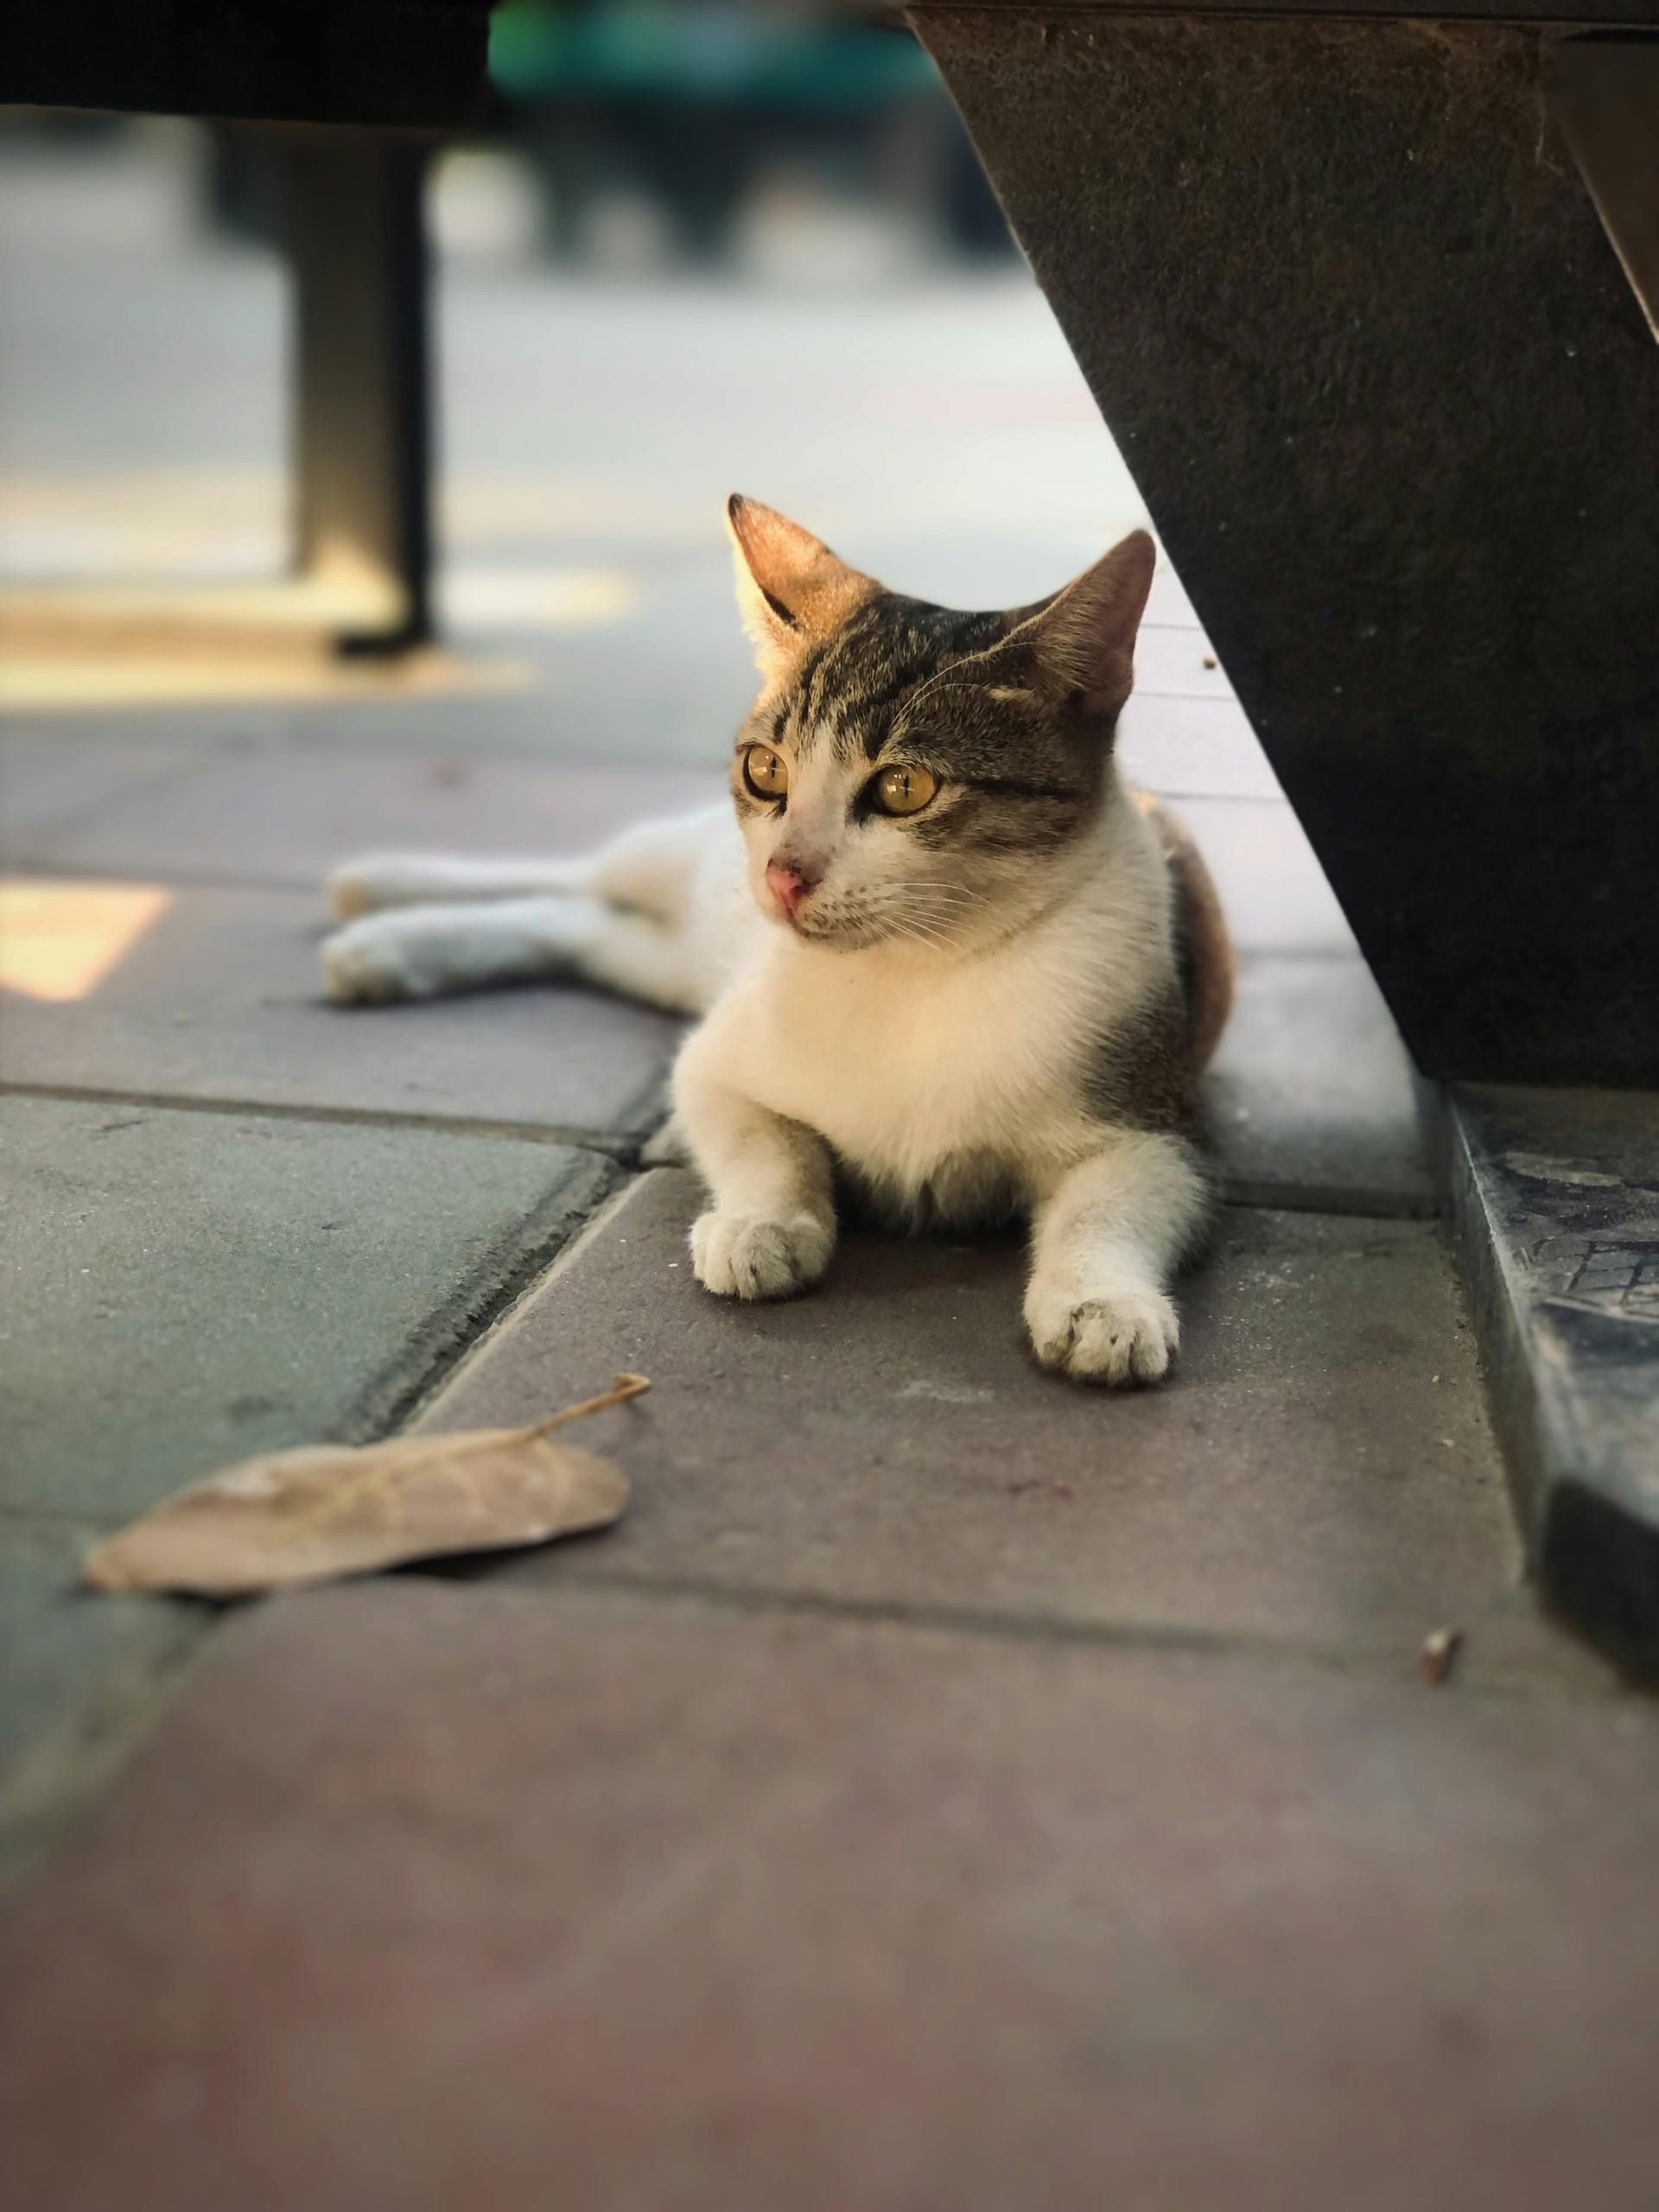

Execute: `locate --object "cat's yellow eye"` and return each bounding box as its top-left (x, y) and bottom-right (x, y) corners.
top-left (872, 764), bottom-right (938, 817)
top-left (743, 745), bottom-right (789, 800)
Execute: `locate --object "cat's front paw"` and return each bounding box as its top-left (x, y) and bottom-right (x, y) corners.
top-left (1024, 1274), bottom-right (1179, 1386)
top-left (690, 1210), bottom-right (833, 1301)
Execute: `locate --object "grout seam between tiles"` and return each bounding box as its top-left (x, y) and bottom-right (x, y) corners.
top-left (0, 1080), bottom-right (647, 1160)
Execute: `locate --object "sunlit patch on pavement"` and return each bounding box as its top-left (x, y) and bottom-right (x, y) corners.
top-left (0, 878), bottom-right (172, 1001)
top-left (0, 646), bottom-right (538, 715)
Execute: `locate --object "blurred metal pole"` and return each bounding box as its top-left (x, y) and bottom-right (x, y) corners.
top-left (279, 134), bottom-right (434, 650)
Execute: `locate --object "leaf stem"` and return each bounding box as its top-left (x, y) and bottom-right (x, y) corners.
top-left (528, 1373), bottom-right (651, 1438)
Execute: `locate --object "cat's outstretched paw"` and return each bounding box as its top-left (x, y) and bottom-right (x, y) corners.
top-left (321, 918), bottom-right (433, 1004)
top-left (1024, 1276), bottom-right (1179, 1386)
top-left (690, 1210), bottom-right (833, 1301)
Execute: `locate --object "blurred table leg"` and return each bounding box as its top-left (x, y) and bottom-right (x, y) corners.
top-left (279, 131), bottom-right (433, 650)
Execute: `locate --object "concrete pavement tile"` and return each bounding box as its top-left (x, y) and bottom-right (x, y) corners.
top-left (0, 1523), bottom-right (200, 1857)
top-left (419, 1173), bottom-right (1583, 1686)
top-left (0, 686), bottom-right (728, 771)
top-left (1145, 559), bottom-right (1199, 626)
top-left (0, 1095), bottom-right (617, 1522)
top-left (1173, 796), bottom-right (1355, 953)
top-left (0, 1580), bottom-right (1653, 2212)
top-left (839, 531), bottom-right (1200, 629)
top-left (0, 879), bottom-right (677, 1135)
top-left (0, 732), bottom-right (200, 848)
top-left (1131, 622), bottom-right (1236, 700)
top-left (1209, 955), bottom-right (1430, 1211)
top-left (25, 749), bottom-right (722, 887)
top-left (0, 1096), bottom-right (616, 1830)
top-left (1118, 692), bottom-right (1284, 800)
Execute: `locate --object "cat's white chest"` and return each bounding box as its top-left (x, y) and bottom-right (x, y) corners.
top-left (681, 795), bottom-right (1173, 1223)
top-left (732, 936), bottom-right (1086, 1209)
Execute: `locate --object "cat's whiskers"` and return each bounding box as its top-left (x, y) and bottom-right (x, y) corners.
top-left (846, 892), bottom-right (960, 941)
top-left (872, 885), bottom-right (995, 950)
top-left (891, 918), bottom-right (954, 950)
top-left (800, 887), bottom-right (961, 956)
top-left (863, 881), bottom-right (980, 916)
top-left (861, 900), bottom-right (969, 956)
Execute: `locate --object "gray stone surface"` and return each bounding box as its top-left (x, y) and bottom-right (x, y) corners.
top-left (16, 750), bottom-right (722, 887)
top-left (1172, 798), bottom-right (1354, 955)
top-left (1433, 1081), bottom-right (1659, 1675)
top-left (0, 1529), bottom-right (200, 1881)
top-left (1131, 622), bottom-right (1236, 702)
top-left (0, 1095), bottom-right (617, 1517)
top-left (0, 1094), bottom-right (617, 1844)
top-left (0, 880), bottom-right (677, 1138)
top-left (1210, 955), bottom-right (1430, 1212)
top-left (0, 733), bottom-right (200, 843)
top-left (420, 1171), bottom-right (1592, 1690)
top-left (2, 1580), bottom-right (1653, 2212)
top-left (1117, 691), bottom-right (1284, 801)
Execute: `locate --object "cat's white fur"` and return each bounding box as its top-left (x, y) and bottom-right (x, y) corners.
top-left (324, 777), bottom-right (1204, 1384)
top-left (322, 505), bottom-right (1214, 1385)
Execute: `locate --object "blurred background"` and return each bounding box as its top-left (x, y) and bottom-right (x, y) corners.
top-left (0, 0), bottom-right (1179, 761)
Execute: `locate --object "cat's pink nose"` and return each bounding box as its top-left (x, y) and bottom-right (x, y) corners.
top-left (766, 860), bottom-right (819, 919)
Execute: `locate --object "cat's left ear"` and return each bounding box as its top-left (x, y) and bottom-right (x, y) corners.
top-left (726, 494), bottom-right (876, 677)
top-left (1018, 529), bottom-right (1157, 721)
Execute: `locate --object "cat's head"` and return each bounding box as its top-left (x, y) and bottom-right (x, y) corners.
top-left (725, 495), bottom-right (1155, 950)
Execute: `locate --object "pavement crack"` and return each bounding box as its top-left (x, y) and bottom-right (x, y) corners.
top-left (420, 1566), bottom-right (1618, 1708)
top-left (339, 1158), bottom-right (632, 1445)
top-left (0, 1081), bottom-right (646, 1161)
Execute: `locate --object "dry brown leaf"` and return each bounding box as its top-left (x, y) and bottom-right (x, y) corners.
top-left (83, 1374), bottom-right (649, 1598)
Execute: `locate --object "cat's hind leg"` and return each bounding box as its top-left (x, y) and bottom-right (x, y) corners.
top-left (328, 806), bottom-right (728, 923)
top-left (582, 811), bottom-right (724, 925)
top-left (328, 854), bottom-right (596, 919)
top-left (321, 896), bottom-right (704, 1012)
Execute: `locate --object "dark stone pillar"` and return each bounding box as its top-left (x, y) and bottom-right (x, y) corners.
top-left (916, 10), bottom-right (1659, 1086)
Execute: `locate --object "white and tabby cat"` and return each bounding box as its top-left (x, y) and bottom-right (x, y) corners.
top-left (323, 497), bottom-right (1232, 1384)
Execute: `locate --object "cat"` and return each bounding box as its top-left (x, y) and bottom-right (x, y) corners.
top-left (322, 495), bottom-right (1233, 1384)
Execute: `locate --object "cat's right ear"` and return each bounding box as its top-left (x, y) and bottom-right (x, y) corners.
top-left (726, 495), bottom-right (874, 677)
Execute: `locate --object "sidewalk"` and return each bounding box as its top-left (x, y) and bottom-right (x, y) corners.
top-left (3, 130), bottom-right (1657, 2209)
top-left (10, 590), bottom-right (1653, 2207)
